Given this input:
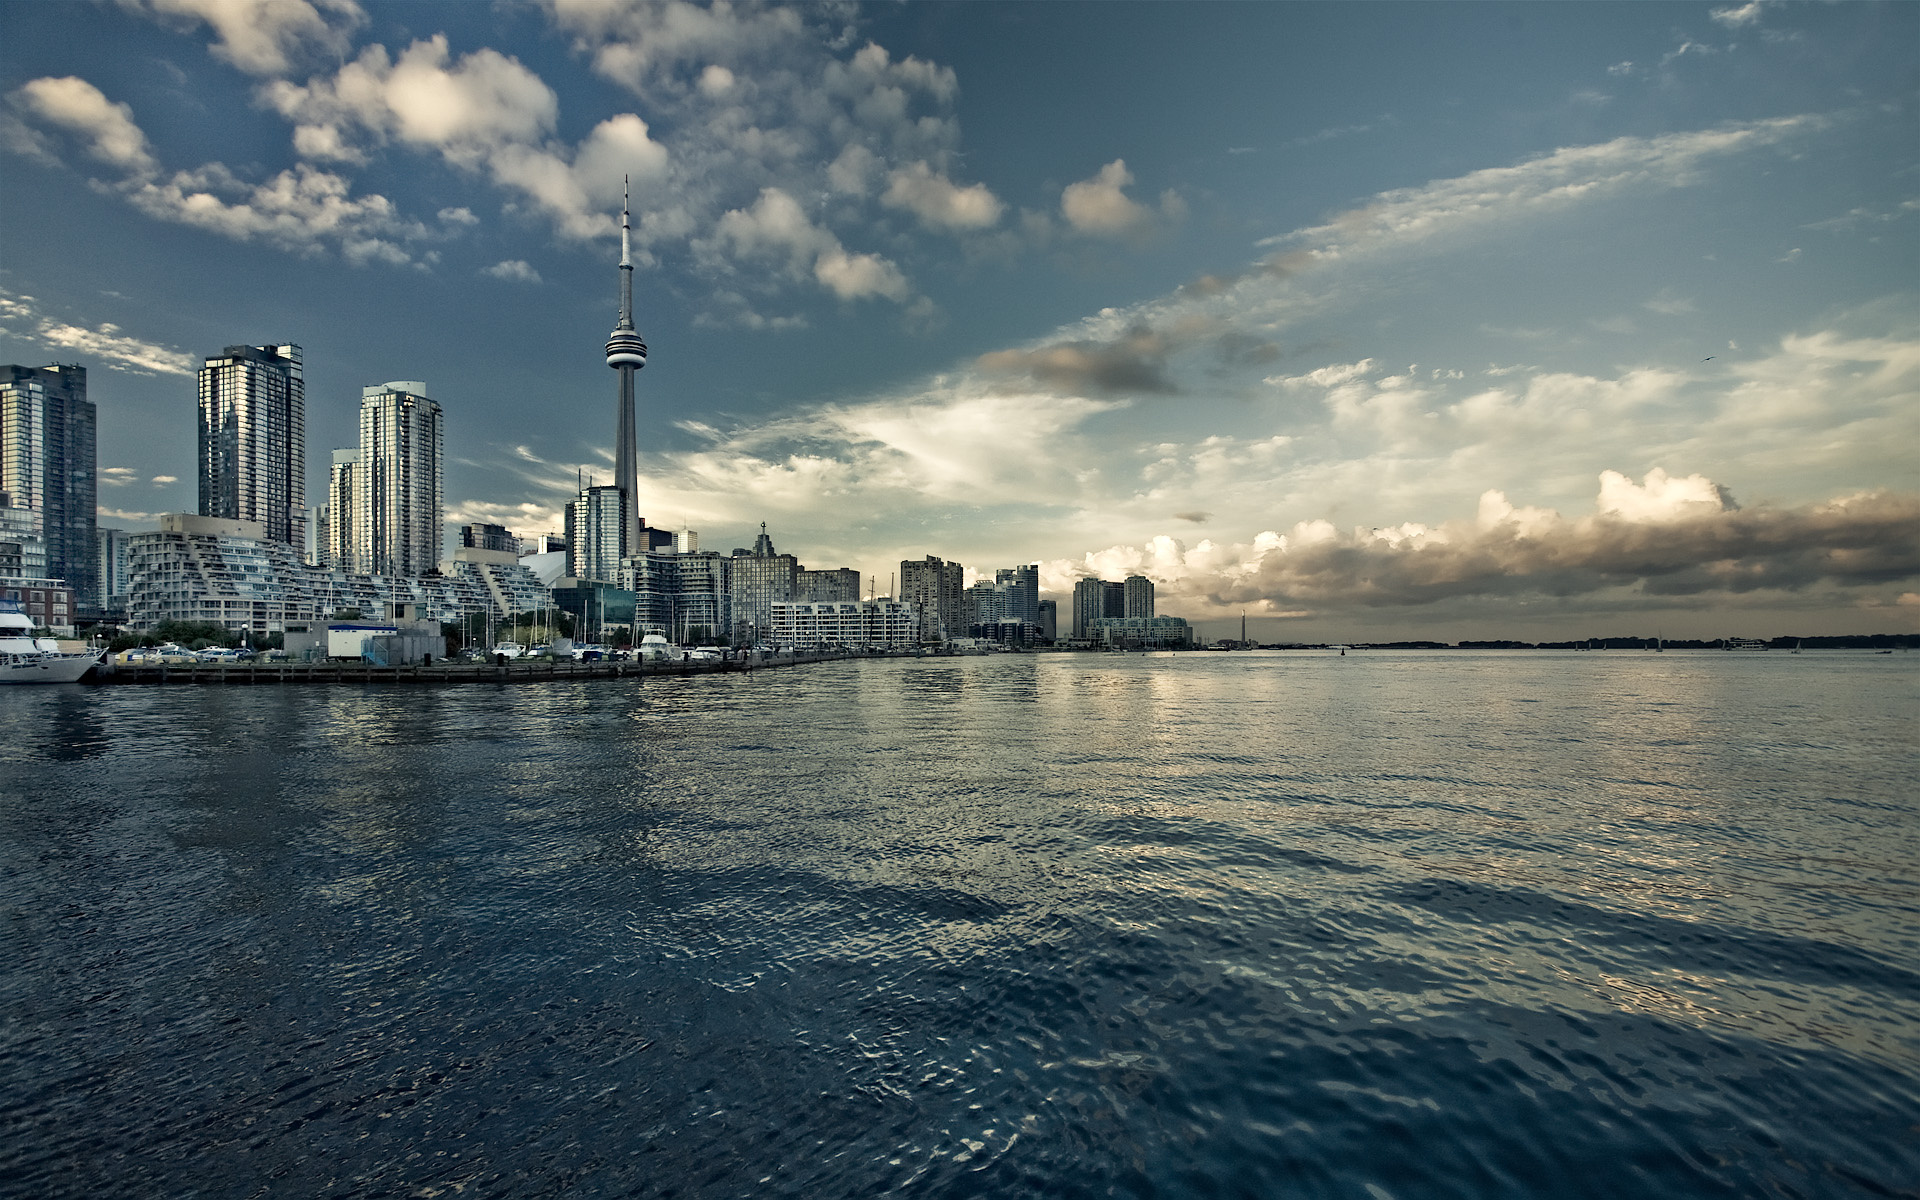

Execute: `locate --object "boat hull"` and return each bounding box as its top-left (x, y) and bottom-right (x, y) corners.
top-left (0, 651), bottom-right (103, 683)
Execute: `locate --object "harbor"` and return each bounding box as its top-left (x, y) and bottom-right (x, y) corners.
top-left (86, 648), bottom-right (869, 685)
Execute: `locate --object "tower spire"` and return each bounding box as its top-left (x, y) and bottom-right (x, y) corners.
top-left (604, 175), bottom-right (648, 562)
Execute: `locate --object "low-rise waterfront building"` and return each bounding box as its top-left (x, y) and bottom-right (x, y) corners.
top-left (770, 598), bottom-right (919, 651)
top-left (125, 513), bottom-right (548, 635)
top-left (1088, 615), bottom-right (1192, 649)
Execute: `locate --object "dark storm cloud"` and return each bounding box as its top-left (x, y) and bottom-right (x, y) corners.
top-left (977, 322), bottom-right (1177, 395)
top-left (1196, 491), bottom-right (1920, 610)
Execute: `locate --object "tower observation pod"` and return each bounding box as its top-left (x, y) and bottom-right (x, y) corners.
top-left (606, 177), bottom-right (648, 371)
top-left (606, 176), bottom-right (646, 557)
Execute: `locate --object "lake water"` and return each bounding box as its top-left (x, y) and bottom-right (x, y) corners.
top-left (3, 650), bottom-right (1916, 1198)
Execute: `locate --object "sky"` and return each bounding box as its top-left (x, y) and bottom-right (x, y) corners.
top-left (1, 0), bottom-right (1915, 640)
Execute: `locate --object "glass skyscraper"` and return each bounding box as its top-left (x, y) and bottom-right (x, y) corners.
top-left (197, 343), bottom-right (304, 549)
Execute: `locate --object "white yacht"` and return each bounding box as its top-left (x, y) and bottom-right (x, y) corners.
top-left (0, 605), bottom-right (103, 683)
top-left (492, 641), bottom-right (526, 659)
top-left (637, 633), bottom-right (673, 662)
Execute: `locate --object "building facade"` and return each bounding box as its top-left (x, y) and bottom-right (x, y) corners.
top-left (96, 525), bottom-right (132, 611)
top-left (197, 344), bottom-right (303, 548)
top-left (126, 513), bottom-right (545, 635)
top-left (1071, 577), bottom-right (1126, 639)
top-left (770, 599), bottom-right (919, 651)
top-left (355, 382), bottom-right (443, 577)
top-left (797, 567), bottom-right (861, 603)
top-left (326, 448), bottom-right (358, 569)
top-left (899, 555), bottom-right (964, 642)
top-left (1, 363), bottom-right (96, 607)
top-left (1123, 574), bottom-right (1155, 619)
top-left (1089, 615), bottom-right (1191, 649)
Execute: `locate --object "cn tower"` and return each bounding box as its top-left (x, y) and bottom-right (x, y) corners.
top-left (603, 176), bottom-right (648, 555)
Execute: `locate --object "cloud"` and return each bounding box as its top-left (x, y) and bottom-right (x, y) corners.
top-left (150, 475), bottom-right (178, 485)
top-left (482, 259), bottom-right (542, 284)
top-left (1062, 159), bottom-right (1149, 236)
top-left (125, 161), bottom-right (426, 264)
top-left (1053, 475), bottom-right (1920, 617)
top-left (118, 0), bottom-right (365, 77)
top-left (706, 187), bottom-right (913, 304)
top-left (1709, 2), bottom-right (1766, 29)
top-left (8, 77), bottom-right (430, 265)
top-left (12, 77), bottom-right (157, 174)
top-left (0, 288), bottom-right (196, 375)
top-left (437, 205), bottom-right (479, 226)
top-left (881, 161), bottom-right (1002, 230)
top-left (978, 324), bottom-right (1177, 396)
top-left (1257, 116), bottom-right (1817, 261)
top-left (99, 466), bottom-right (137, 487)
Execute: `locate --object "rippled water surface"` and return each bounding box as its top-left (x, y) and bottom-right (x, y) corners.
top-left (3, 651), bottom-right (1917, 1198)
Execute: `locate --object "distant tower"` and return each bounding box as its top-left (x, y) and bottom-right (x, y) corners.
top-left (604, 176), bottom-right (648, 558)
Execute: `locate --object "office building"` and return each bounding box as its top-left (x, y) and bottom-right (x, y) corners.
top-left (197, 344), bottom-right (303, 548)
top-left (1, 363), bottom-right (96, 607)
top-left (356, 381), bottom-right (443, 577)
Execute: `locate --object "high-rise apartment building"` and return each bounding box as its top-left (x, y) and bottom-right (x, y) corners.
top-left (1071, 576), bottom-right (1126, 639)
top-left (1, 363), bottom-right (96, 607)
top-left (96, 526), bottom-right (132, 609)
top-left (326, 448), bottom-right (358, 570)
top-left (900, 554), bottom-right (964, 641)
top-left (1123, 574), bottom-right (1155, 619)
top-left (355, 382), bottom-right (443, 576)
top-left (797, 567), bottom-right (861, 603)
top-left (566, 484), bottom-right (628, 583)
top-left (996, 564), bottom-right (1039, 626)
top-left (197, 344), bottom-right (304, 548)
top-left (729, 524), bottom-right (797, 645)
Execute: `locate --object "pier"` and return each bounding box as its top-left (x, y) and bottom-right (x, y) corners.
top-left (87, 649), bottom-right (874, 685)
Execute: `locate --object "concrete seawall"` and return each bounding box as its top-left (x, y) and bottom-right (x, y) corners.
top-left (87, 649), bottom-right (886, 685)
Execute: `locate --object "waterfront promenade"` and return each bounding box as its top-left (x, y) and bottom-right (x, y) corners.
top-left (88, 648), bottom-right (874, 685)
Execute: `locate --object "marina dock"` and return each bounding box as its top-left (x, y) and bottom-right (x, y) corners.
top-left (87, 649), bottom-right (868, 685)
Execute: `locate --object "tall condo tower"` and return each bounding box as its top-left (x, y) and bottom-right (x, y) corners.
top-left (604, 177), bottom-right (649, 558)
top-left (197, 344), bottom-right (304, 548)
top-left (0, 363), bottom-right (96, 607)
top-left (355, 382), bottom-right (443, 577)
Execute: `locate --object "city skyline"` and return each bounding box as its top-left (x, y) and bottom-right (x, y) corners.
top-left (1, 1), bottom-right (1915, 639)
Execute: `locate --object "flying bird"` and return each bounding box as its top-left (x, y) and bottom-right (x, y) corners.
top-left (1702, 356), bottom-right (1715, 361)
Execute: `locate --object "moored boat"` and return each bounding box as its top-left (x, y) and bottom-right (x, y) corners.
top-left (0, 603), bottom-right (103, 683)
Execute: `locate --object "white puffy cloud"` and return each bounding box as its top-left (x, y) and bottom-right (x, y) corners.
top-left (125, 161), bottom-right (425, 263)
top-left (881, 161), bottom-right (1002, 231)
top-left (482, 259), bottom-right (542, 284)
top-left (1062, 159), bottom-right (1149, 236)
top-left (12, 77), bottom-right (156, 174)
top-left (1596, 468), bottom-right (1736, 520)
top-left (706, 187), bottom-right (914, 305)
top-left (118, 0), bottom-right (365, 77)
